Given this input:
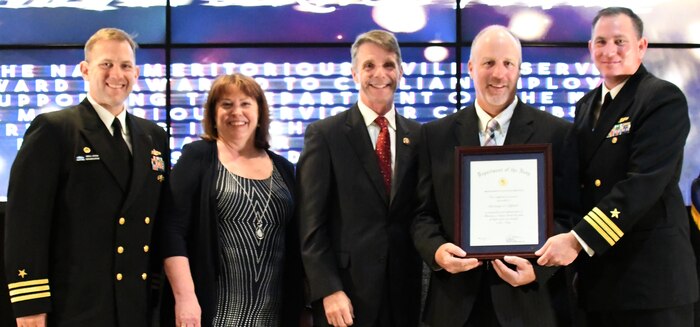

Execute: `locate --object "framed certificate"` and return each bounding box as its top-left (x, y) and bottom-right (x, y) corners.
top-left (454, 144), bottom-right (553, 259)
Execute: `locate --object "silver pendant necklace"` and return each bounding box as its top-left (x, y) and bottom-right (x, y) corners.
top-left (231, 170), bottom-right (273, 240)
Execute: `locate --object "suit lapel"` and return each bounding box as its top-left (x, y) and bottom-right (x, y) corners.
top-left (577, 89), bottom-right (598, 132)
top-left (391, 115), bottom-right (414, 202)
top-left (454, 105), bottom-right (481, 147)
top-left (344, 105), bottom-right (389, 204)
top-left (77, 100), bottom-right (129, 192)
top-left (504, 101), bottom-right (535, 145)
top-left (581, 65), bottom-right (646, 165)
top-left (576, 91), bottom-right (598, 165)
top-left (121, 115), bottom-right (151, 211)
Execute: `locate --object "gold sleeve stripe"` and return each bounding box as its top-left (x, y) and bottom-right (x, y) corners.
top-left (586, 212), bottom-right (619, 242)
top-left (10, 292), bottom-right (50, 303)
top-left (9, 285), bottom-right (50, 296)
top-left (583, 216), bottom-right (615, 246)
top-left (591, 211), bottom-right (624, 241)
top-left (691, 206), bottom-right (700, 231)
top-left (592, 207), bottom-right (624, 237)
top-left (8, 279), bottom-right (49, 290)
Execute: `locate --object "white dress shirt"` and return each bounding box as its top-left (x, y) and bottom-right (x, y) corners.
top-left (357, 100), bottom-right (397, 175)
top-left (475, 97), bottom-right (518, 146)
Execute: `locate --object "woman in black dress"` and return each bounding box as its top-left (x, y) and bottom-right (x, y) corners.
top-left (159, 73), bottom-right (304, 326)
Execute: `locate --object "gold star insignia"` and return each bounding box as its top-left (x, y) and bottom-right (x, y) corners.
top-left (18, 269), bottom-right (27, 278)
top-left (610, 208), bottom-right (621, 219)
top-left (157, 175), bottom-right (164, 182)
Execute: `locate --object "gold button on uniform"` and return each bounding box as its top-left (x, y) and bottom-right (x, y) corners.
top-left (141, 273), bottom-right (147, 280)
top-left (144, 217), bottom-right (151, 225)
top-left (117, 246), bottom-right (124, 254)
top-left (143, 245), bottom-right (150, 253)
top-left (594, 179), bottom-right (601, 187)
top-left (611, 137), bottom-right (618, 144)
top-left (116, 273), bottom-right (123, 281)
top-left (119, 217), bottom-right (125, 225)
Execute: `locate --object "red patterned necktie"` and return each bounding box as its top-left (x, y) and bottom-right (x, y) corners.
top-left (375, 116), bottom-right (392, 195)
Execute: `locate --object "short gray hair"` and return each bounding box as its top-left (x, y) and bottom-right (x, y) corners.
top-left (350, 30), bottom-right (402, 69)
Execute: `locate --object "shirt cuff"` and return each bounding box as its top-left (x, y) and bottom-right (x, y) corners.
top-left (571, 230), bottom-right (595, 257)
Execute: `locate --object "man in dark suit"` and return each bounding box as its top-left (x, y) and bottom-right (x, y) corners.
top-left (536, 7), bottom-right (698, 326)
top-left (411, 25), bottom-right (576, 327)
top-left (4, 28), bottom-right (168, 327)
top-left (297, 30), bottom-right (422, 327)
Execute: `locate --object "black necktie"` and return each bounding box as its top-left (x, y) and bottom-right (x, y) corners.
top-left (112, 118), bottom-right (132, 190)
top-left (595, 92), bottom-right (613, 122)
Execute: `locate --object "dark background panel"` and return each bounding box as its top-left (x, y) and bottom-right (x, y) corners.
top-left (171, 2), bottom-right (456, 43)
top-left (0, 5), bottom-right (165, 45)
top-left (461, 3), bottom-right (700, 43)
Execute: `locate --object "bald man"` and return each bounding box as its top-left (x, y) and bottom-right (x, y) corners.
top-left (410, 25), bottom-right (578, 327)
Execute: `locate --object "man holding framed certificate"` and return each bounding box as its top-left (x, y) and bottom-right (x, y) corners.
top-left (410, 25), bottom-right (578, 327)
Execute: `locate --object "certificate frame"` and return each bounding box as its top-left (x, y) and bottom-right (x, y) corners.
top-left (454, 144), bottom-right (553, 259)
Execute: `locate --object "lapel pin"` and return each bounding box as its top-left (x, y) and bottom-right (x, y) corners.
top-left (157, 175), bottom-right (165, 183)
top-left (83, 147), bottom-right (91, 154)
top-left (151, 149), bottom-right (161, 156)
top-left (403, 137), bottom-right (410, 145)
top-left (618, 117), bottom-right (629, 123)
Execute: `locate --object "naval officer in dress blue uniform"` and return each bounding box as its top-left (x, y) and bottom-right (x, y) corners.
top-left (537, 7), bottom-right (698, 326)
top-left (4, 28), bottom-right (168, 327)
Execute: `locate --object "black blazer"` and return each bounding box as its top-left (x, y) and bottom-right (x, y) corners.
top-left (158, 140), bottom-right (304, 326)
top-left (4, 99), bottom-right (168, 326)
top-left (411, 100), bottom-right (577, 327)
top-left (572, 64), bottom-right (698, 311)
top-left (297, 104), bottom-right (423, 326)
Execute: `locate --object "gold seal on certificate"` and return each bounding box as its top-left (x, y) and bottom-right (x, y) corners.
top-left (454, 144), bottom-right (553, 259)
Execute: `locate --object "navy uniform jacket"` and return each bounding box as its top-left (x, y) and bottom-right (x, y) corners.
top-left (4, 99), bottom-right (168, 326)
top-left (573, 65), bottom-right (698, 311)
top-left (297, 104), bottom-right (423, 326)
top-left (411, 101), bottom-right (578, 327)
